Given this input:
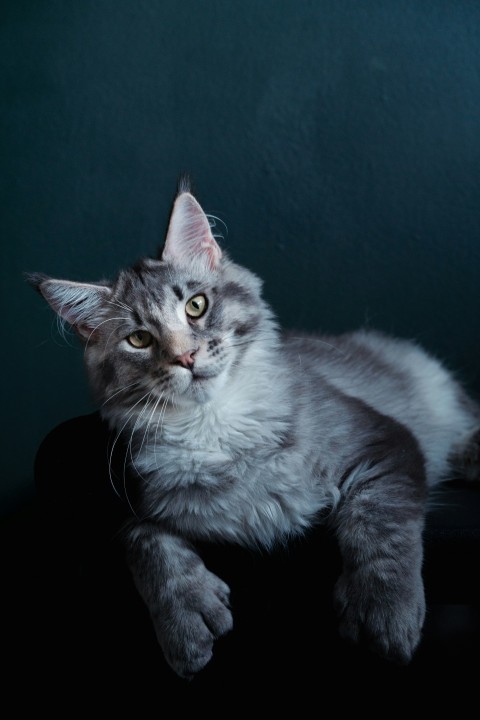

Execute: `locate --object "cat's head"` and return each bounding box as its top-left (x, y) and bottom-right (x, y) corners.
top-left (28, 183), bottom-right (275, 412)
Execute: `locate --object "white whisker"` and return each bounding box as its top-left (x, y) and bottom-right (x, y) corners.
top-left (139, 393), bottom-right (163, 457)
top-left (107, 299), bottom-right (134, 313)
top-left (84, 316), bottom-right (131, 353)
top-left (205, 213), bottom-right (228, 241)
top-left (153, 395), bottom-right (171, 468)
top-left (126, 391), bottom-right (154, 480)
top-left (102, 322), bottom-right (130, 358)
top-left (102, 380), bottom-right (142, 406)
top-left (107, 389), bottom-right (153, 501)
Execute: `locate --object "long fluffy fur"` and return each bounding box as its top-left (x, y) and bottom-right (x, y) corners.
top-left (30, 185), bottom-right (480, 679)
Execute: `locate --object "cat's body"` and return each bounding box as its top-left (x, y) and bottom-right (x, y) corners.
top-left (29, 182), bottom-right (480, 678)
top-left (104, 324), bottom-right (477, 546)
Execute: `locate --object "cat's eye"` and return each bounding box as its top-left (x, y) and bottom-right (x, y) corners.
top-left (185, 294), bottom-right (208, 319)
top-left (127, 330), bottom-right (153, 349)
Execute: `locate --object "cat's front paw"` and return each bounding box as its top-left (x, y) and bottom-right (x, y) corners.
top-left (153, 568), bottom-right (233, 679)
top-left (334, 572), bottom-right (426, 664)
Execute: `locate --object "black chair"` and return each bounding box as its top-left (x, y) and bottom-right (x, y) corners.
top-left (5, 411), bottom-right (480, 704)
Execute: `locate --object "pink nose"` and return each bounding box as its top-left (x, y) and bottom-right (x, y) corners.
top-left (174, 350), bottom-right (196, 369)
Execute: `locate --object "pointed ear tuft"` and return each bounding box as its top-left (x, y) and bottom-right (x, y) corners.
top-left (161, 191), bottom-right (222, 271)
top-left (28, 275), bottom-right (112, 340)
top-left (177, 173), bottom-right (192, 195)
top-left (24, 272), bottom-right (50, 292)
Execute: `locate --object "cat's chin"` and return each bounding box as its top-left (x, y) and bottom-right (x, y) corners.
top-left (186, 376), bottom-right (217, 404)
top-left (176, 373), bottom-right (225, 406)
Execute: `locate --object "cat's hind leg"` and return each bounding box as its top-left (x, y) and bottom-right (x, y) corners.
top-left (332, 418), bottom-right (428, 664)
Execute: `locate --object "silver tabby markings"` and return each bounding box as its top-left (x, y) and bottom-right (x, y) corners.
top-left (28, 180), bottom-right (480, 679)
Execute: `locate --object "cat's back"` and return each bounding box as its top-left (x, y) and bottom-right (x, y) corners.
top-left (283, 327), bottom-right (456, 396)
top-left (282, 328), bottom-right (479, 484)
top-left (283, 327), bottom-right (446, 393)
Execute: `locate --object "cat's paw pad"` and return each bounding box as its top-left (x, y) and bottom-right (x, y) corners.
top-left (154, 570), bottom-right (233, 679)
top-left (334, 574), bottom-right (426, 664)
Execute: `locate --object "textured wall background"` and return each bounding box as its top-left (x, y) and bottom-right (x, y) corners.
top-left (2, 0), bottom-right (480, 514)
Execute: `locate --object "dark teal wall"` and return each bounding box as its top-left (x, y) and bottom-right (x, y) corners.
top-left (2, 1), bottom-right (480, 515)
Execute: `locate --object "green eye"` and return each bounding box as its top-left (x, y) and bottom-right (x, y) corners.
top-left (185, 294), bottom-right (208, 318)
top-left (127, 330), bottom-right (153, 348)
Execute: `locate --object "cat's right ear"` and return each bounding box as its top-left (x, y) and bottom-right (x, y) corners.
top-left (160, 190), bottom-right (222, 271)
top-left (25, 272), bottom-right (112, 340)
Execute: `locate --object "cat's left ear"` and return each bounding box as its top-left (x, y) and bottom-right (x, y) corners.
top-left (161, 191), bottom-right (222, 271)
top-left (26, 272), bottom-right (112, 341)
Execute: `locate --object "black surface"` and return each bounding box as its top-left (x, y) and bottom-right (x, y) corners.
top-left (3, 412), bottom-right (480, 709)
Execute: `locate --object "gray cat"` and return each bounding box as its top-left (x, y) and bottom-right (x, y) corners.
top-left (28, 180), bottom-right (480, 679)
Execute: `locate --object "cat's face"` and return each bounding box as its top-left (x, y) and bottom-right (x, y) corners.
top-left (88, 256), bottom-right (263, 408)
top-left (29, 188), bottom-right (267, 411)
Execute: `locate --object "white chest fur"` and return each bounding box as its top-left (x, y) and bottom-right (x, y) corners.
top-left (130, 393), bottom-right (331, 548)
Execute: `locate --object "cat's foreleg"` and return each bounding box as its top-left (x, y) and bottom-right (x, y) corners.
top-left (332, 429), bottom-right (428, 664)
top-left (124, 522), bottom-right (233, 678)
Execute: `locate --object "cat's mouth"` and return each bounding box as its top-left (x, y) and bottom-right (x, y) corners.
top-left (187, 366), bottom-right (219, 381)
top-left (170, 364), bottom-right (222, 402)
top-left (185, 370), bottom-right (221, 405)
top-left (191, 371), bottom-right (213, 382)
